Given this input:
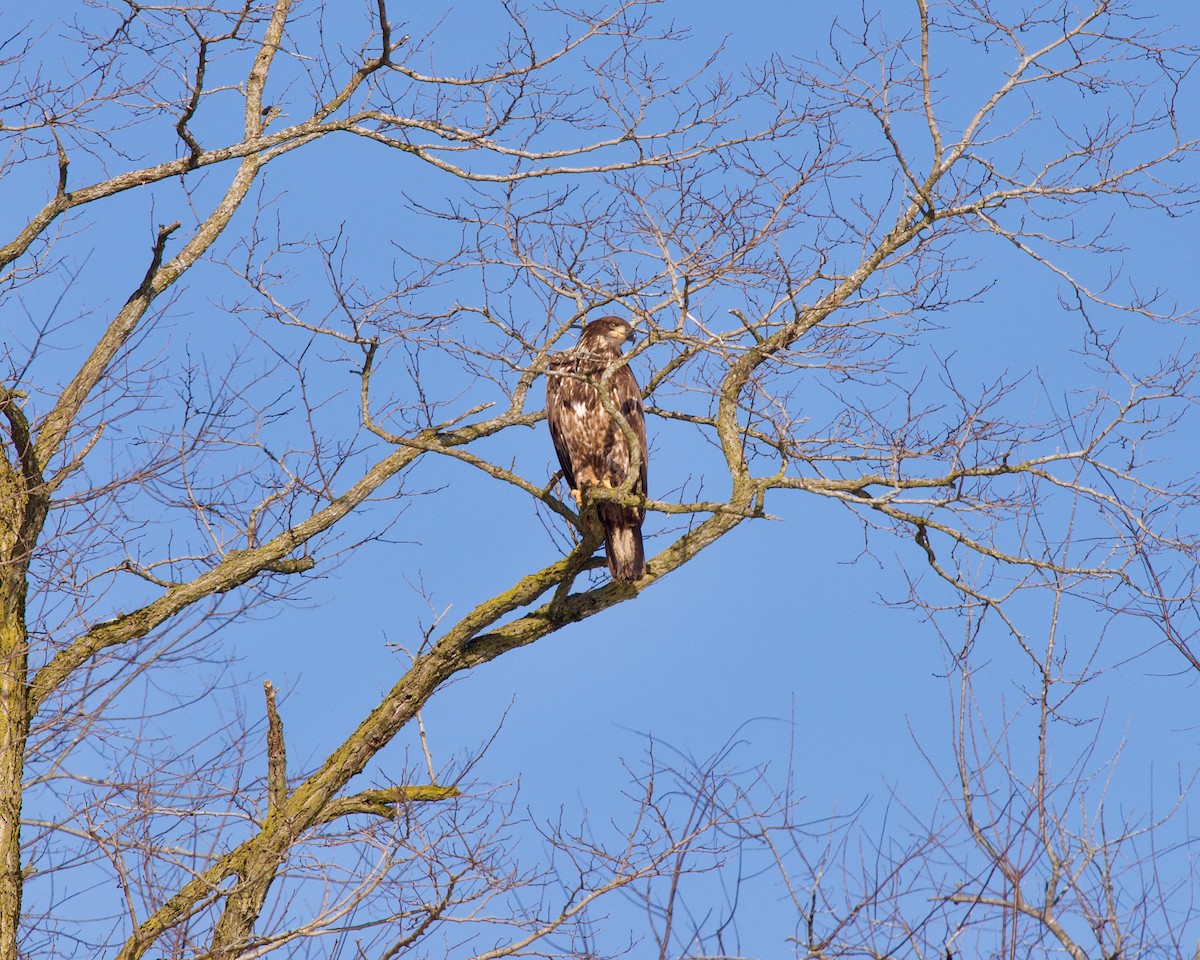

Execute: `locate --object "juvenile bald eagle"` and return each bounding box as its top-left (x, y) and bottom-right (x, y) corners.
top-left (546, 316), bottom-right (648, 582)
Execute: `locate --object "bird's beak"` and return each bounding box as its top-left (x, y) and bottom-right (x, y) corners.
top-left (626, 330), bottom-right (637, 345)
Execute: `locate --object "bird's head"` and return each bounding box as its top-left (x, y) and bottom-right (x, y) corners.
top-left (578, 316), bottom-right (636, 353)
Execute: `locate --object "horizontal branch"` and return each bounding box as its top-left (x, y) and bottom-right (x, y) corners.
top-left (313, 786), bottom-right (461, 825)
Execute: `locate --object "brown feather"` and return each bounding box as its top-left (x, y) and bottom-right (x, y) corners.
top-left (546, 317), bottom-right (648, 581)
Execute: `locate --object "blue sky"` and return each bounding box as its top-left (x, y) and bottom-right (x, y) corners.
top-left (7, 0), bottom-right (1200, 955)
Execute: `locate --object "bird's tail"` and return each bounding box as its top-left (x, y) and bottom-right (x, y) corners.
top-left (602, 511), bottom-right (645, 582)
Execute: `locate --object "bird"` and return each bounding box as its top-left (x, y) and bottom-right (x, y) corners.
top-left (546, 316), bottom-right (648, 582)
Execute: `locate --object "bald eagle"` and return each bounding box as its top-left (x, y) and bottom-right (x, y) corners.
top-left (546, 317), bottom-right (648, 582)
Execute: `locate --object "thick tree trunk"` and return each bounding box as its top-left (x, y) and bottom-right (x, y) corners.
top-left (0, 549), bottom-right (32, 957)
top-left (0, 605), bottom-right (29, 957)
top-left (0, 394), bottom-right (48, 956)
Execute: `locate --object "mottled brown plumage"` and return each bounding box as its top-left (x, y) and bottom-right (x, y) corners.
top-left (546, 317), bottom-right (648, 581)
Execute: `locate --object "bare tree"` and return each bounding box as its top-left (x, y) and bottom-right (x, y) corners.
top-left (738, 579), bottom-right (1200, 960)
top-left (2, 0), bottom-right (1198, 957)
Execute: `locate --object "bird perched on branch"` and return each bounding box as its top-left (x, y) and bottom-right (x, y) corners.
top-left (546, 316), bottom-right (648, 582)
